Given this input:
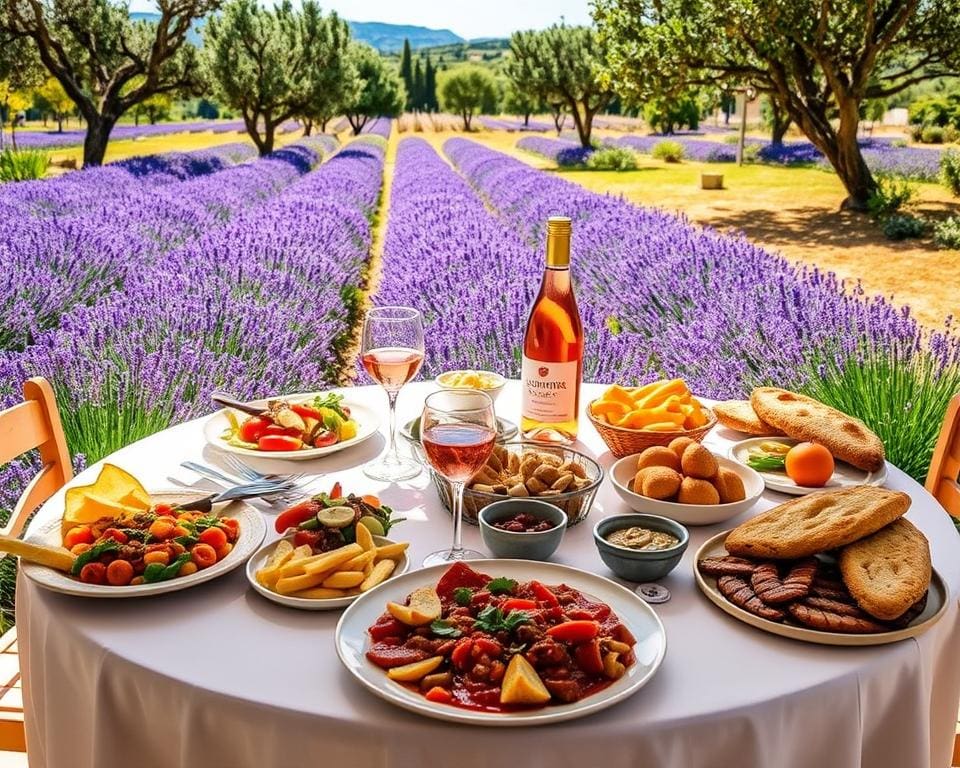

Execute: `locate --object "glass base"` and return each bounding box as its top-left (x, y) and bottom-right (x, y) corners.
top-left (422, 548), bottom-right (485, 568)
top-left (363, 455), bottom-right (422, 482)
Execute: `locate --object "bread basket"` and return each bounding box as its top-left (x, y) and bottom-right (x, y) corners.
top-left (587, 401), bottom-right (717, 459)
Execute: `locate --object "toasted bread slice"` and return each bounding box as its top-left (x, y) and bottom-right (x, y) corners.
top-left (714, 400), bottom-right (784, 436)
top-left (839, 518), bottom-right (931, 621)
top-left (725, 486), bottom-right (910, 559)
top-left (750, 388), bottom-right (885, 472)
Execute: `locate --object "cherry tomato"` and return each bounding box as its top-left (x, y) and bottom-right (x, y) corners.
top-left (153, 503), bottom-right (176, 517)
top-left (191, 543), bottom-right (217, 569)
top-left (214, 542), bottom-right (233, 561)
top-left (239, 416), bottom-right (272, 443)
top-left (312, 430), bottom-right (337, 448)
top-left (199, 526), bottom-right (228, 549)
top-left (220, 518), bottom-right (240, 542)
top-left (143, 550), bottom-right (170, 566)
top-left (173, 525), bottom-right (191, 538)
top-left (179, 561), bottom-right (199, 577)
top-left (106, 559), bottom-right (134, 586)
top-left (79, 562), bottom-right (107, 584)
top-left (293, 529), bottom-right (321, 549)
top-left (64, 525), bottom-right (93, 549)
top-left (70, 542), bottom-right (92, 556)
top-left (148, 518), bottom-right (176, 540)
top-left (451, 638), bottom-right (473, 669)
top-left (274, 501), bottom-right (320, 533)
top-left (262, 424), bottom-right (302, 437)
top-left (545, 620), bottom-right (600, 644)
top-left (424, 686), bottom-right (452, 704)
top-left (257, 434), bottom-right (303, 452)
top-left (102, 528), bottom-right (128, 544)
top-left (291, 403), bottom-right (321, 420)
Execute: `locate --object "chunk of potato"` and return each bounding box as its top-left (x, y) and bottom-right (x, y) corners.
top-left (387, 586), bottom-right (441, 625)
top-left (500, 654), bottom-right (551, 705)
top-left (386, 656), bottom-right (444, 682)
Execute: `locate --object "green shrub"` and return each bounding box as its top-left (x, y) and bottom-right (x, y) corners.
top-left (651, 139), bottom-right (684, 162)
top-left (585, 146), bottom-right (638, 171)
top-left (934, 216), bottom-right (960, 250)
top-left (723, 134), bottom-right (740, 145)
top-left (941, 149), bottom-right (960, 196)
top-left (891, 138), bottom-right (908, 148)
top-left (921, 125), bottom-right (944, 144)
top-left (909, 124), bottom-right (924, 142)
top-left (867, 173), bottom-right (916, 220)
top-left (0, 148), bottom-right (49, 182)
top-left (742, 143), bottom-right (762, 163)
top-left (945, 125), bottom-right (960, 144)
top-left (882, 214), bottom-right (927, 241)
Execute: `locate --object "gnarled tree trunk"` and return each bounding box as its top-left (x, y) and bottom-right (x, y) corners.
top-left (82, 114), bottom-right (118, 167)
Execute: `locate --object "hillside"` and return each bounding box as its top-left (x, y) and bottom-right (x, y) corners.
top-left (348, 21), bottom-right (462, 52)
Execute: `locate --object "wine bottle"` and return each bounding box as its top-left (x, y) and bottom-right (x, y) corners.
top-left (520, 216), bottom-right (584, 444)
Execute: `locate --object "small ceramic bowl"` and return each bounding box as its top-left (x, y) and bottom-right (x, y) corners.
top-left (435, 370), bottom-right (507, 402)
top-left (479, 499), bottom-right (567, 561)
top-left (593, 514), bottom-right (688, 582)
top-left (610, 452), bottom-right (763, 526)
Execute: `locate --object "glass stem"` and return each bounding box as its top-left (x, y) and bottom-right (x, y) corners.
top-left (451, 480), bottom-right (465, 556)
top-left (385, 390), bottom-right (399, 465)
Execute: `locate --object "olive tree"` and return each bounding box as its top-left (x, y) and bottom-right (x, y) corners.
top-left (35, 76), bottom-right (74, 131)
top-left (438, 65), bottom-right (497, 131)
top-left (206, 0), bottom-right (352, 154)
top-left (594, 0), bottom-right (960, 210)
top-left (508, 26), bottom-right (614, 147)
top-left (343, 42), bottom-right (404, 135)
top-left (2, 0), bottom-right (216, 166)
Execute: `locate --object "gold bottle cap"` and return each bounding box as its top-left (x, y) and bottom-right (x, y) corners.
top-left (546, 216), bottom-right (572, 267)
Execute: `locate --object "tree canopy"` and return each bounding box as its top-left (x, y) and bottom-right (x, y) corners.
top-left (35, 76), bottom-right (74, 131)
top-left (594, 0), bottom-right (960, 209)
top-left (438, 65), bottom-right (498, 131)
top-left (2, 0), bottom-right (215, 166)
top-left (343, 42), bottom-right (404, 135)
top-left (508, 25), bottom-right (614, 147)
top-left (205, 0), bottom-right (351, 154)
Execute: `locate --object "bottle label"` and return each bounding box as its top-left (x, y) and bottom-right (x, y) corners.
top-left (521, 356), bottom-right (578, 422)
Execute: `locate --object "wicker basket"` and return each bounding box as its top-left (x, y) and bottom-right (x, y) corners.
top-left (587, 401), bottom-right (717, 459)
top-left (431, 442), bottom-right (603, 527)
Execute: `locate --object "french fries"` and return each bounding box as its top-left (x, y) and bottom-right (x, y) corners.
top-left (590, 379), bottom-right (709, 431)
top-left (255, 537), bottom-right (409, 600)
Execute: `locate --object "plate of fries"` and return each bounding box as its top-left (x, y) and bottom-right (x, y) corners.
top-left (246, 523), bottom-right (410, 611)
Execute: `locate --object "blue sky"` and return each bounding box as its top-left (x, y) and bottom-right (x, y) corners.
top-left (129, 0), bottom-right (594, 39)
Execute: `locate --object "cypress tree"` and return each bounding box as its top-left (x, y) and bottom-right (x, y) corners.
top-left (399, 39), bottom-right (413, 110)
top-left (424, 54), bottom-right (437, 112)
top-left (413, 59), bottom-right (424, 112)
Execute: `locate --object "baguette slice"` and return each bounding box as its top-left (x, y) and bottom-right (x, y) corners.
top-left (0, 536), bottom-right (76, 572)
top-left (839, 518), bottom-right (931, 621)
top-left (750, 388), bottom-right (885, 472)
top-left (714, 400), bottom-right (784, 436)
top-left (725, 486), bottom-right (910, 559)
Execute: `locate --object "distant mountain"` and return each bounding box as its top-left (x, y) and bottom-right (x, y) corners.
top-left (348, 21), bottom-right (463, 52)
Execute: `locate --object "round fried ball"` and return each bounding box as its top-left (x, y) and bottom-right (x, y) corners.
top-left (640, 467), bottom-right (682, 500)
top-left (713, 467), bottom-right (746, 503)
top-left (677, 477), bottom-right (720, 505)
top-left (681, 443), bottom-right (718, 479)
top-left (668, 436), bottom-right (696, 460)
top-left (636, 446), bottom-right (681, 473)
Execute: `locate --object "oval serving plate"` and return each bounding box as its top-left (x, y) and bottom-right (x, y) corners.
top-left (203, 392), bottom-right (380, 461)
top-left (336, 559), bottom-right (667, 726)
top-left (246, 533), bottom-right (409, 611)
top-left (22, 492), bottom-right (266, 598)
top-left (729, 437), bottom-right (888, 496)
top-left (693, 530), bottom-right (947, 647)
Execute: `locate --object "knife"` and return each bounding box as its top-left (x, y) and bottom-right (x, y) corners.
top-left (175, 481), bottom-right (294, 514)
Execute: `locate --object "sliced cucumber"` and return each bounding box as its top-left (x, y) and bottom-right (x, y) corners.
top-left (357, 516), bottom-right (385, 536)
top-left (316, 506), bottom-right (356, 529)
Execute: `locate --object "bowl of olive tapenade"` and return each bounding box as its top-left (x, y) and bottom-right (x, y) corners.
top-left (593, 514), bottom-right (688, 582)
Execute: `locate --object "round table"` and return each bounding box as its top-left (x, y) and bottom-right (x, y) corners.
top-left (19, 382), bottom-right (960, 768)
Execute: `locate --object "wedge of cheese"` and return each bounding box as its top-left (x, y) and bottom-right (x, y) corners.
top-left (63, 464), bottom-right (150, 538)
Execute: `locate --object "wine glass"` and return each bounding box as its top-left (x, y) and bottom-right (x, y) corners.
top-left (421, 389), bottom-right (497, 566)
top-left (361, 306), bottom-right (425, 482)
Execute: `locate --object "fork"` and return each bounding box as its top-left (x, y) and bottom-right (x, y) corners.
top-left (180, 461), bottom-right (296, 506)
top-left (220, 455), bottom-right (324, 501)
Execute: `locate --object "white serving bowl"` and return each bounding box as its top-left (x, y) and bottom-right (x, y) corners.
top-left (610, 452), bottom-right (764, 526)
top-left (435, 370), bottom-right (506, 402)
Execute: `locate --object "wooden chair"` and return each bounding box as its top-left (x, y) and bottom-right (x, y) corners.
top-left (926, 394), bottom-right (960, 766)
top-left (0, 378), bottom-right (73, 757)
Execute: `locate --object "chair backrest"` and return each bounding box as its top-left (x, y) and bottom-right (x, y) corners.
top-left (0, 378), bottom-right (73, 537)
top-left (926, 394), bottom-right (960, 516)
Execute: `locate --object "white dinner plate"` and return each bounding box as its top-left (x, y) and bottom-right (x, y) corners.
top-left (694, 531), bottom-right (948, 646)
top-left (22, 492), bottom-right (266, 598)
top-left (728, 437), bottom-right (888, 496)
top-left (203, 392), bottom-right (380, 461)
top-left (610, 451), bottom-right (764, 525)
top-left (246, 533), bottom-right (409, 610)
top-left (335, 559), bottom-right (667, 726)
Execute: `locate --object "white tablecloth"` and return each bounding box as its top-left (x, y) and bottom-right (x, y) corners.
top-left (19, 381), bottom-right (960, 768)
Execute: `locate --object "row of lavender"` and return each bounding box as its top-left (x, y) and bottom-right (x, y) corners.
top-left (0, 136), bottom-right (339, 353)
top-left (1, 133), bottom-right (386, 474)
top-left (3, 119), bottom-right (301, 151)
top-left (441, 138), bottom-right (957, 479)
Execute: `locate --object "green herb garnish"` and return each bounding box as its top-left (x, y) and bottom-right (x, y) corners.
top-left (70, 539), bottom-right (119, 576)
top-left (312, 392), bottom-right (351, 422)
top-left (143, 553), bottom-right (192, 583)
top-left (487, 577), bottom-right (517, 595)
top-left (747, 455), bottom-right (787, 472)
top-left (453, 587), bottom-right (473, 606)
top-left (473, 606), bottom-right (530, 634)
top-left (430, 619), bottom-right (462, 638)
